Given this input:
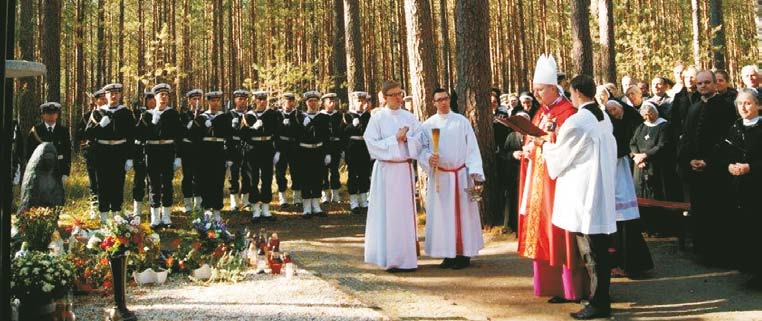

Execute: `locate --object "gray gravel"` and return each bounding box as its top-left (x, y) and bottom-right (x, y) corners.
top-left (74, 268), bottom-right (387, 321)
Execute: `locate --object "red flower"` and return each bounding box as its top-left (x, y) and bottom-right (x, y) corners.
top-left (100, 236), bottom-right (115, 250)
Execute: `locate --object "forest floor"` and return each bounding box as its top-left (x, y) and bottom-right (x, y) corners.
top-left (43, 160), bottom-right (762, 320)
top-left (71, 204), bottom-right (762, 321)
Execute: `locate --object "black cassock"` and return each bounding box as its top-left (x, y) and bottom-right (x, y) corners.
top-left (720, 119), bottom-right (762, 273)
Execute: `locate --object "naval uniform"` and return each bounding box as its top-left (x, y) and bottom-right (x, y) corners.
top-left (189, 110), bottom-right (233, 211)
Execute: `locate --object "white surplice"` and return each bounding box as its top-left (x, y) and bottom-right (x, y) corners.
top-left (542, 103), bottom-right (618, 235)
top-left (363, 107), bottom-right (422, 269)
top-left (614, 156), bottom-right (640, 221)
top-left (417, 112), bottom-right (485, 258)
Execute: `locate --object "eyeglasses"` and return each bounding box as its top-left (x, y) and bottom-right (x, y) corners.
top-left (385, 92), bottom-right (403, 98)
top-left (433, 97), bottom-right (449, 102)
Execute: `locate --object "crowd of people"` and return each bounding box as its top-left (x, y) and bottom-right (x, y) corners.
top-left (10, 52), bottom-right (762, 319)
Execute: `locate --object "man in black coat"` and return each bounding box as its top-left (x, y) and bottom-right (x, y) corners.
top-left (26, 102), bottom-right (72, 182)
top-left (677, 70), bottom-right (737, 263)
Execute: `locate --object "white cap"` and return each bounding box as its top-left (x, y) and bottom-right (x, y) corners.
top-left (532, 54), bottom-right (558, 86)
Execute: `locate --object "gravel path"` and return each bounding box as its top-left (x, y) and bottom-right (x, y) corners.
top-left (73, 207), bottom-right (762, 321)
top-left (74, 267), bottom-right (387, 321)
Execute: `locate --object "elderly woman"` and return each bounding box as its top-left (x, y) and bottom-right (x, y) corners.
top-left (623, 85), bottom-right (644, 111)
top-left (721, 89), bottom-right (762, 288)
top-left (603, 98), bottom-right (653, 277)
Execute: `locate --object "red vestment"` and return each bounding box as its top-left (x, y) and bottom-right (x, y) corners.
top-left (516, 97), bottom-right (589, 300)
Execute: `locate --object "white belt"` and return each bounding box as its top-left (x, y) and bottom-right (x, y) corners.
top-left (299, 142), bottom-right (323, 148)
top-left (57, 155), bottom-right (64, 160)
top-left (329, 137), bottom-right (341, 142)
top-left (146, 139), bottom-right (175, 145)
top-left (134, 140), bottom-right (144, 145)
top-left (250, 136), bottom-right (272, 141)
top-left (97, 139), bottom-right (127, 145)
top-left (279, 136), bottom-right (296, 141)
top-left (202, 137), bottom-right (225, 142)
top-left (182, 138), bottom-right (192, 143)
top-left (231, 136), bottom-right (241, 141)
top-left (349, 136), bottom-right (364, 141)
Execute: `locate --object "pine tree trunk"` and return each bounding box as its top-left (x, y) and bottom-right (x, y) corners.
top-left (570, 0), bottom-right (594, 77)
top-left (332, 0), bottom-right (348, 101)
top-left (43, 0), bottom-right (62, 102)
top-left (691, 0), bottom-right (701, 67)
top-left (598, 0), bottom-right (616, 84)
top-left (455, 0), bottom-right (498, 226)
top-left (96, 0), bottom-right (106, 86)
top-left (709, 0), bottom-right (726, 70)
top-left (117, 0), bottom-right (124, 84)
top-left (75, 0), bottom-right (86, 112)
top-left (439, 0), bottom-right (451, 89)
top-left (344, 0), bottom-right (365, 93)
top-left (18, 0), bottom-right (40, 136)
top-left (404, 0), bottom-right (437, 119)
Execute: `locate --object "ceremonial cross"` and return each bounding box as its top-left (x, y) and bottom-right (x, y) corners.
top-left (644, 134), bottom-right (650, 141)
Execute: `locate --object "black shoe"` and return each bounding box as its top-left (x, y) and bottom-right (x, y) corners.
top-left (351, 207), bottom-right (361, 215)
top-left (451, 256), bottom-right (471, 269)
top-left (386, 268), bottom-right (417, 273)
top-left (547, 296), bottom-right (577, 304)
top-left (294, 202), bottom-right (303, 208)
top-left (301, 213), bottom-right (312, 219)
top-left (264, 215), bottom-right (277, 221)
top-left (251, 216), bottom-right (261, 223)
top-left (279, 203), bottom-right (290, 210)
top-left (570, 304), bottom-right (611, 320)
top-left (315, 211), bottom-right (327, 217)
top-left (439, 258), bottom-right (456, 269)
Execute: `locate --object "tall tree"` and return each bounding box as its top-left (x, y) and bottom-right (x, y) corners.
top-left (43, 0), bottom-right (62, 102)
top-left (344, 0), bottom-right (365, 92)
top-left (709, 0), bottom-right (726, 70)
top-left (75, 0), bottom-right (86, 115)
top-left (117, 0), bottom-right (124, 83)
top-left (96, 0), bottom-right (105, 86)
top-left (404, 0), bottom-right (437, 118)
top-left (439, 0), bottom-right (451, 89)
top-left (598, 0), bottom-right (616, 83)
top-left (17, 0), bottom-right (39, 135)
top-left (691, 0), bottom-right (701, 67)
top-left (570, 0), bottom-right (594, 76)
top-left (332, 0), bottom-right (348, 101)
top-left (455, 0), bottom-right (498, 225)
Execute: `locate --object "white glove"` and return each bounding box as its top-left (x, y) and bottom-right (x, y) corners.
top-left (352, 118), bottom-right (360, 127)
top-left (226, 161), bottom-right (233, 168)
top-left (205, 119), bottom-right (212, 128)
top-left (324, 155), bottom-right (331, 165)
top-left (12, 167), bottom-right (20, 185)
top-left (232, 118), bottom-right (240, 128)
top-left (174, 158), bottom-right (182, 170)
top-left (99, 116), bottom-right (111, 127)
top-left (303, 117), bottom-right (311, 126)
top-left (151, 112), bottom-right (160, 125)
top-left (252, 119), bottom-right (263, 130)
top-left (273, 152), bottom-right (281, 165)
top-left (125, 159), bottom-right (133, 172)
top-left (186, 121), bottom-right (193, 129)
top-left (283, 118), bottom-right (290, 125)
top-left (341, 151), bottom-right (345, 160)
top-left (62, 175), bottom-right (68, 185)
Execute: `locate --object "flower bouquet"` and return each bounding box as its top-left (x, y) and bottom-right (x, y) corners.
top-left (17, 207), bottom-right (60, 251)
top-left (99, 215), bottom-right (152, 258)
top-left (12, 251), bottom-right (76, 319)
top-left (191, 217), bottom-right (234, 255)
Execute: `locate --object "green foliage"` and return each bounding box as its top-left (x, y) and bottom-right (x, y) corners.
top-left (11, 251), bottom-right (76, 302)
top-left (17, 207), bottom-right (60, 251)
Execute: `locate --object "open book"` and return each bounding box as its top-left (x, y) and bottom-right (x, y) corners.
top-left (495, 115), bottom-right (547, 137)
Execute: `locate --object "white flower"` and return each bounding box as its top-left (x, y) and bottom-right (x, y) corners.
top-left (87, 236), bottom-right (102, 249)
top-left (149, 233), bottom-right (161, 243)
top-left (114, 215), bottom-right (125, 224)
top-left (42, 283), bottom-right (54, 293)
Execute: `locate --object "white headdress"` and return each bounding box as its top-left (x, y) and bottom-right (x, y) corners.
top-left (533, 54), bottom-right (558, 86)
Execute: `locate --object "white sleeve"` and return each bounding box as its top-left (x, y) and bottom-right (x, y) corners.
top-left (464, 120), bottom-right (485, 181)
top-left (542, 122), bottom-right (590, 180)
top-left (363, 113), bottom-right (402, 160)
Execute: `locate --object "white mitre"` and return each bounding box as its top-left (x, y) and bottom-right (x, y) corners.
top-left (533, 54), bottom-right (558, 86)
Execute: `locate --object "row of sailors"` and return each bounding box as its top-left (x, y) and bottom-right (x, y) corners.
top-left (74, 82), bottom-right (374, 228)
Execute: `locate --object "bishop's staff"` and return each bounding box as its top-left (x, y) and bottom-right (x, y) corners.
top-left (432, 128), bottom-right (440, 192)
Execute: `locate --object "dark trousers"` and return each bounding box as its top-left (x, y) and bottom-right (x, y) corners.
top-left (95, 146), bottom-right (127, 212)
top-left (199, 143), bottom-right (227, 210)
top-left (688, 171), bottom-right (732, 259)
top-left (146, 145), bottom-right (175, 208)
top-left (245, 144), bottom-right (274, 203)
top-left (346, 147), bottom-right (371, 194)
top-left (180, 142), bottom-right (200, 198)
top-left (275, 143), bottom-right (300, 192)
top-left (299, 146), bottom-right (325, 199)
top-left (322, 150), bottom-right (342, 190)
top-left (132, 154), bottom-right (148, 202)
top-left (575, 233), bottom-right (612, 309)
top-left (228, 157), bottom-right (251, 195)
top-left (84, 149), bottom-right (99, 198)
